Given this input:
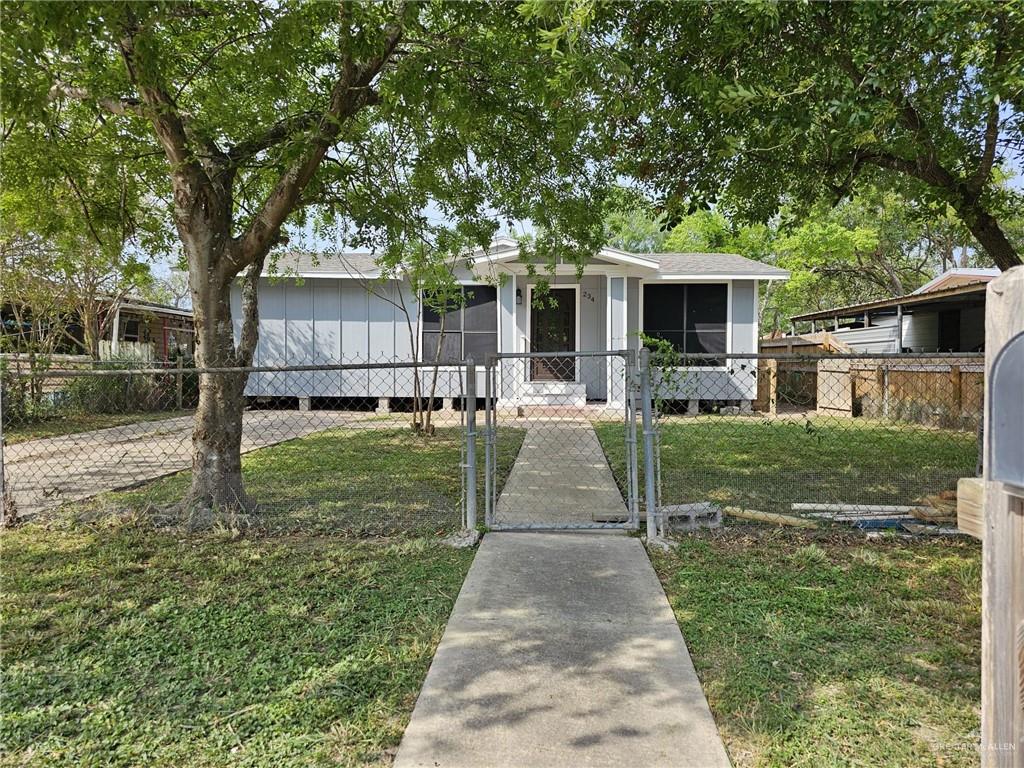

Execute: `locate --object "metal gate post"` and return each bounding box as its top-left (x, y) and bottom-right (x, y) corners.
top-left (465, 358), bottom-right (478, 531)
top-left (639, 347), bottom-right (658, 536)
top-left (0, 378), bottom-right (6, 523)
top-left (483, 356), bottom-right (493, 526)
top-left (626, 350), bottom-right (640, 527)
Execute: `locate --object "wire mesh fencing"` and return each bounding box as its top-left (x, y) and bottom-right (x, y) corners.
top-left (482, 351), bottom-right (639, 530)
top-left (644, 351), bottom-right (983, 533)
top-left (0, 360), bottom-right (490, 535)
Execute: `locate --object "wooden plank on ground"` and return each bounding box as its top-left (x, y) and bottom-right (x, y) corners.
top-left (957, 477), bottom-right (984, 540)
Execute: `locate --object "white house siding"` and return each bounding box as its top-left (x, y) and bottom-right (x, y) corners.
top-left (902, 311), bottom-right (938, 351)
top-left (648, 279), bottom-right (759, 403)
top-left (233, 271), bottom-right (768, 405)
top-left (831, 312), bottom-right (941, 353)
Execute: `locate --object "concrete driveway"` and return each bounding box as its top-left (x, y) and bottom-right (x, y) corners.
top-left (4, 410), bottom-right (367, 516)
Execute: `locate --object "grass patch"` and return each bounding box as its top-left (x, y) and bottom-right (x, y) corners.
top-left (70, 426), bottom-right (524, 535)
top-left (596, 416), bottom-right (976, 512)
top-left (653, 529), bottom-right (981, 767)
top-left (0, 523), bottom-right (473, 767)
top-left (5, 411), bottom-right (193, 445)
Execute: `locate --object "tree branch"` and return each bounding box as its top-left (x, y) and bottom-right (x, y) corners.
top-left (227, 111), bottom-right (321, 162)
top-left (230, 12), bottom-right (405, 277)
top-left (48, 83), bottom-right (145, 117)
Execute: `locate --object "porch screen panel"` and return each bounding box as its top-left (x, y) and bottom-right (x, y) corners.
top-left (686, 284), bottom-right (728, 356)
top-left (642, 284), bottom-right (685, 353)
top-left (643, 283), bottom-right (727, 365)
top-left (422, 285), bottom-right (496, 364)
top-left (422, 293), bottom-right (461, 365)
top-left (463, 285), bottom-right (497, 361)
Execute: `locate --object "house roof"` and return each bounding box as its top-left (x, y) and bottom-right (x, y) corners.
top-left (790, 280), bottom-right (990, 324)
top-left (264, 242), bottom-right (789, 281)
top-left (911, 267), bottom-right (1000, 294)
top-left (265, 251), bottom-right (383, 278)
top-left (648, 252), bottom-right (789, 279)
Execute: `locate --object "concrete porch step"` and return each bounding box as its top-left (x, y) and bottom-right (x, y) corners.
top-left (517, 380), bottom-right (588, 407)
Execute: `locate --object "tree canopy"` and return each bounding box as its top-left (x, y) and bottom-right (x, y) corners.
top-left (530, 0), bottom-right (1024, 269)
top-left (1, 0), bottom-right (611, 511)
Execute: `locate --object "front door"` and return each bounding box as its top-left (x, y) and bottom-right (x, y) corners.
top-left (530, 288), bottom-right (576, 381)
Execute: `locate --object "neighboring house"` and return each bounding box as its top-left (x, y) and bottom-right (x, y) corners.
top-left (105, 299), bottom-right (195, 362)
top-left (1, 296), bottom-right (195, 362)
top-left (787, 268), bottom-right (1000, 354)
top-left (233, 238), bottom-right (788, 408)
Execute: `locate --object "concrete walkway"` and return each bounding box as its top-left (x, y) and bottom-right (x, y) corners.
top-left (394, 533), bottom-right (730, 768)
top-left (494, 421), bottom-right (629, 526)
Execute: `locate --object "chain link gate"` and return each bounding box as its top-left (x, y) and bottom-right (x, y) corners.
top-left (481, 350), bottom-right (640, 530)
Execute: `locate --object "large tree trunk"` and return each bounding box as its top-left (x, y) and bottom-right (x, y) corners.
top-left (959, 203), bottom-right (1021, 271)
top-left (182, 228), bottom-right (261, 514)
top-left (189, 366), bottom-right (250, 510)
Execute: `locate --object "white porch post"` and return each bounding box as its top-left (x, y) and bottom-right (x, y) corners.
top-left (606, 274), bottom-right (627, 407)
top-left (606, 274), bottom-right (613, 406)
top-left (110, 306), bottom-right (121, 357)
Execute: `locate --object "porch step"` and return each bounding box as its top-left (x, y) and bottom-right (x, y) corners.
top-left (517, 380), bottom-right (588, 407)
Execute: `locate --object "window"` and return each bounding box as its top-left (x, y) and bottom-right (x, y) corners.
top-left (121, 318), bottom-right (142, 343)
top-left (422, 285), bottom-right (498, 364)
top-left (643, 283), bottom-right (727, 365)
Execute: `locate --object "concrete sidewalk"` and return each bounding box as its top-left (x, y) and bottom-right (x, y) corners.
top-left (394, 533), bottom-right (730, 768)
top-left (493, 421), bottom-right (629, 526)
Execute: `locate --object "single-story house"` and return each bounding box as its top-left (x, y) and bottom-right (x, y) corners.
top-left (787, 268), bottom-right (999, 354)
top-left (1, 295), bottom-right (194, 362)
top-left (106, 299), bottom-right (195, 362)
top-left (232, 238), bottom-right (789, 408)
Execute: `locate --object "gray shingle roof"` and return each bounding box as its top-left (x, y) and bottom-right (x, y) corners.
top-left (265, 247), bottom-right (788, 279)
top-left (647, 252), bottom-right (789, 278)
top-left (264, 251), bottom-right (381, 277)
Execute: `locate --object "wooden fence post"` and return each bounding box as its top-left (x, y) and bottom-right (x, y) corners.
top-left (949, 364), bottom-right (962, 417)
top-left (767, 358), bottom-right (778, 416)
top-left (981, 266), bottom-right (1024, 767)
top-left (176, 355), bottom-right (184, 412)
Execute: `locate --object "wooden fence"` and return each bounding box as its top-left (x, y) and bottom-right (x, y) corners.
top-left (756, 355), bottom-right (984, 428)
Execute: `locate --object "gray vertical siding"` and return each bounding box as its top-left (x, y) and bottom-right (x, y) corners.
top-left (236, 272), bottom-right (763, 402)
top-left (730, 280), bottom-right (756, 354)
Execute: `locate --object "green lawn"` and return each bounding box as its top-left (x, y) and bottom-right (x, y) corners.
top-left (653, 530), bottom-right (981, 767)
top-left (5, 410), bottom-right (193, 445)
top-left (0, 525), bottom-right (473, 767)
top-left (75, 426), bottom-right (524, 535)
top-left (596, 416), bottom-right (977, 513)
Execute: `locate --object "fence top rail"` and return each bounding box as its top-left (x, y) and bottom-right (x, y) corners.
top-left (6, 360), bottom-right (472, 379)
top-left (652, 351), bottom-right (984, 362)
top-left (487, 349), bottom-right (630, 363)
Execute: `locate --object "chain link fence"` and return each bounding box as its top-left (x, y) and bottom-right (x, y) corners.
top-left (1, 351), bottom-right (985, 536)
top-left (639, 351), bottom-right (983, 532)
top-left (482, 351), bottom-right (639, 530)
top-left (0, 359), bottom-right (508, 534)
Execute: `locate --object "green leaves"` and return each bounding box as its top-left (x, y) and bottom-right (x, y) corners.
top-left (541, 0), bottom-right (1023, 267)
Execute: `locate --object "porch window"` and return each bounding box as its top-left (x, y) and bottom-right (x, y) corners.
top-left (422, 285), bottom-right (497, 364)
top-left (643, 283), bottom-right (727, 365)
top-left (120, 317), bottom-right (143, 343)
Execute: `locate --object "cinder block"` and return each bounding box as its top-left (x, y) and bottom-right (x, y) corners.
top-left (659, 502), bottom-right (723, 533)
